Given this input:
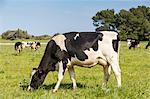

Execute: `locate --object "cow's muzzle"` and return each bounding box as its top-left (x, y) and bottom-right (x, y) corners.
top-left (27, 86), bottom-right (34, 91)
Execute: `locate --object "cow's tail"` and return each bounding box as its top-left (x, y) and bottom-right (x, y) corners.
top-left (112, 33), bottom-right (120, 60)
top-left (117, 34), bottom-right (120, 61)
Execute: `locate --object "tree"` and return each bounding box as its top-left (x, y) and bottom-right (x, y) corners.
top-left (92, 9), bottom-right (116, 31)
top-left (92, 6), bottom-right (150, 41)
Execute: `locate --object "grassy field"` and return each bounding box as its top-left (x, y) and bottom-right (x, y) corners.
top-left (0, 41), bottom-right (150, 99)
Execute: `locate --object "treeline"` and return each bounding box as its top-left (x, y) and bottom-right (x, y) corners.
top-left (1, 28), bottom-right (51, 40)
top-left (92, 6), bottom-right (150, 40)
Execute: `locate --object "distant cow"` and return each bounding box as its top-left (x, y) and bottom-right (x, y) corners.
top-left (145, 40), bottom-right (150, 49)
top-left (14, 42), bottom-right (23, 53)
top-left (127, 39), bottom-right (140, 49)
top-left (21, 41), bottom-right (41, 50)
top-left (30, 42), bottom-right (41, 51)
top-left (28, 31), bottom-right (121, 92)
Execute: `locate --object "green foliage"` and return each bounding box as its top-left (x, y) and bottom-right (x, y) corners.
top-left (33, 35), bottom-right (51, 40)
top-left (0, 42), bottom-right (150, 98)
top-left (92, 9), bottom-right (116, 31)
top-left (92, 6), bottom-right (150, 41)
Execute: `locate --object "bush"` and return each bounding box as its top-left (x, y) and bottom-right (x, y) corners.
top-left (1, 29), bottom-right (31, 40)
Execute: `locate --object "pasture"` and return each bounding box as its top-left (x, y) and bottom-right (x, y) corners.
top-left (0, 41), bottom-right (150, 98)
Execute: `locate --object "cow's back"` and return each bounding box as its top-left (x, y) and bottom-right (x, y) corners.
top-left (52, 31), bottom-right (119, 63)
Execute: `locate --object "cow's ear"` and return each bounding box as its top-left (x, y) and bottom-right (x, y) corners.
top-left (31, 68), bottom-right (38, 76)
top-left (32, 68), bottom-right (38, 70)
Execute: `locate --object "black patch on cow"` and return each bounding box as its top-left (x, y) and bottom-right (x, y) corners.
top-left (36, 42), bottom-right (41, 46)
top-left (112, 34), bottom-right (120, 52)
top-left (54, 46), bottom-right (70, 75)
top-left (30, 69), bottom-right (48, 89)
top-left (38, 40), bottom-right (59, 72)
top-left (38, 39), bottom-right (71, 72)
top-left (64, 32), bottom-right (103, 61)
top-left (14, 42), bottom-right (22, 50)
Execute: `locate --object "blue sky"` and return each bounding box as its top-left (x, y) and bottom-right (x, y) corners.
top-left (0, 0), bottom-right (149, 36)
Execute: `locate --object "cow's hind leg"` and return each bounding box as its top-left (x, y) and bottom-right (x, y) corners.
top-left (111, 61), bottom-right (121, 87)
top-left (102, 65), bottom-right (111, 88)
top-left (68, 66), bottom-right (77, 90)
top-left (107, 56), bottom-right (121, 88)
top-left (98, 59), bottom-right (111, 88)
top-left (53, 61), bottom-right (67, 92)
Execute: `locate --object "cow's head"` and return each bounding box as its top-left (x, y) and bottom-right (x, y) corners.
top-left (28, 68), bottom-right (47, 91)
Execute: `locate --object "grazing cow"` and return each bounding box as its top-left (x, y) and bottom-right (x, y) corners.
top-left (28, 31), bottom-right (121, 92)
top-left (22, 42), bottom-right (34, 49)
top-left (145, 40), bottom-right (150, 49)
top-left (14, 42), bottom-right (23, 53)
top-left (30, 42), bottom-right (41, 51)
top-left (127, 39), bottom-right (140, 49)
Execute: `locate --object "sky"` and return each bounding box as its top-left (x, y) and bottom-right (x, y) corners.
top-left (0, 0), bottom-right (150, 36)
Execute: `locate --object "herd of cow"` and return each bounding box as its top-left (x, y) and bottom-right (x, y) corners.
top-left (14, 41), bottom-right (41, 53)
top-left (13, 31), bottom-right (150, 92)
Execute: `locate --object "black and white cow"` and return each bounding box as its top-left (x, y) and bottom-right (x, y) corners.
top-left (127, 39), bottom-right (140, 49)
top-left (28, 31), bottom-right (121, 92)
top-left (32, 42), bottom-right (41, 51)
top-left (14, 42), bottom-right (23, 53)
top-left (22, 41), bottom-right (41, 50)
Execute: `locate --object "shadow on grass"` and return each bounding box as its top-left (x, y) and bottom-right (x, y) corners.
top-left (12, 53), bottom-right (20, 56)
top-left (42, 82), bottom-right (87, 90)
top-left (20, 84), bottom-right (28, 90)
top-left (20, 82), bottom-right (87, 91)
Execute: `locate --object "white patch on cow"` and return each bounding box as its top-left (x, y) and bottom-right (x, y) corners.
top-left (69, 47), bottom-right (105, 67)
top-left (100, 31), bottom-right (118, 40)
top-left (28, 69), bottom-right (37, 91)
top-left (29, 69), bottom-right (37, 85)
top-left (53, 61), bottom-right (64, 92)
top-left (127, 39), bottom-right (131, 46)
top-left (52, 35), bottom-right (67, 51)
top-left (74, 33), bottom-right (79, 40)
top-left (31, 69), bottom-right (37, 76)
top-left (28, 85), bottom-right (33, 91)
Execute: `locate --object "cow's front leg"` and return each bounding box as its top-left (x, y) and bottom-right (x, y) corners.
top-left (68, 66), bottom-right (77, 90)
top-left (53, 61), bottom-right (67, 93)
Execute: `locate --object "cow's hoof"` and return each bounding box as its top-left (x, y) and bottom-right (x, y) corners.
top-left (27, 86), bottom-right (34, 91)
top-left (102, 87), bottom-right (111, 93)
top-left (73, 87), bottom-right (77, 91)
top-left (52, 89), bottom-right (57, 93)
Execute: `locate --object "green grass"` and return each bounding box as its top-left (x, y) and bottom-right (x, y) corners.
top-left (0, 41), bottom-right (150, 99)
